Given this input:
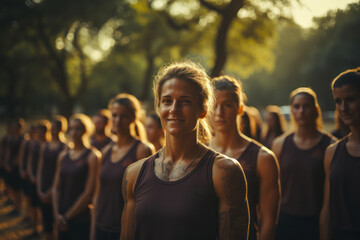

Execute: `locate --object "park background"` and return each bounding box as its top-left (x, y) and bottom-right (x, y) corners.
top-left (1, 0), bottom-right (360, 134)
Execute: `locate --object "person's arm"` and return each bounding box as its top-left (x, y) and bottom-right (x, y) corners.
top-left (213, 155), bottom-right (249, 240)
top-left (320, 143), bottom-right (337, 240)
top-left (63, 150), bottom-right (101, 221)
top-left (52, 149), bottom-right (67, 230)
top-left (257, 148), bottom-right (281, 240)
top-left (36, 143), bottom-right (47, 202)
top-left (27, 143), bottom-right (35, 182)
top-left (120, 159), bottom-right (147, 240)
top-left (136, 142), bottom-right (154, 160)
top-left (271, 133), bottom-right (288, 160)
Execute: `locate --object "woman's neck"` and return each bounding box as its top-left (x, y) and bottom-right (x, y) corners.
top-left (164, 131), bottom-right (202, 162)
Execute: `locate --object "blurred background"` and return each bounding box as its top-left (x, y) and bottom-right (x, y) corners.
top-left (1, 0), bottom-right (360, 133)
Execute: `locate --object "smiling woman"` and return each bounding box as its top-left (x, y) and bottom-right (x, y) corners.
top-left (120, 60), bottom-right (249, 240)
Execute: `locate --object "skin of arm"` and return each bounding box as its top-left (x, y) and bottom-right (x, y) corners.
top-left (136, 142), bottom-right (155, 160)
top-left (120, 159), bottom-right (147, 240)
top-left (52, 150), bottom-right (67, 229)
top-left (319, 143), bottom-right (337, 240)
top-left (257, 148), bottom-right (281, 240)
top-left (63, 150), bottom-right (101, 221)
top-left (213, 154), bottom-right (250, 240)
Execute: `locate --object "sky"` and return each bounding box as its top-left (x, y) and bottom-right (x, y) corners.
top-left (292, 0), bottom-right (359, 28)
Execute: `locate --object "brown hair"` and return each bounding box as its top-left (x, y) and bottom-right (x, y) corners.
top-left (153, 60), bottom-right (215, 144)
top-left (289, 87), bottom-right (322, 128)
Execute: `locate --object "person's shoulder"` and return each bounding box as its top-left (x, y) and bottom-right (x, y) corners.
top-left (271, 131), bottom-right (293, 156)
top-left (125, 156), bottom-right (153, 183)
top-left (319, 129), bottom-right (338, 143)
top-left (88, 147), bottom-right (102, 162)
top-left (136, 140), bottom-right (155, 159)
top-left (326, 138), bottom-right (343, 155)
top-left (213, 153), bottom-right (243, 175)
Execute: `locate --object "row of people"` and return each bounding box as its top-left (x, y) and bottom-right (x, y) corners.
top-left (0, 61), bottom-right (358, 240)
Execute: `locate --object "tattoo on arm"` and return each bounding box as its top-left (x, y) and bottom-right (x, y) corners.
top-left (218, 162), bottom-right (249, 240)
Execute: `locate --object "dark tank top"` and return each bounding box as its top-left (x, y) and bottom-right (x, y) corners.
top-left (330, 137), bottom-right (360, 231)
top-left (0, 136), bottom-right (8, 166)
top-left (237, 141), bottom-right (261, 240)
top-left (58, 148), bottom-right (91, 222)
top-left (134, 149), bottom-right (219, 240)
top-left (7, 136), bottom-right (23, 167)
top-left (20, 141), bottom-right (30, 173)
top-left (40, 142), bottom-right (65, 193)
top-left (30, 141), bottom-right (41, 177)
top-left (279, 133), bottom-right (332, 216)
top-left (91, 136), bottom-right (113, 151)
top-left (96, 140), bottom-right (140, 232)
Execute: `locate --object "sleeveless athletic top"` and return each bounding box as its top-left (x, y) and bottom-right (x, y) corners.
top-left (58, 148), bottom-right (91, 222)
top-left (279, 133), bottom-right (332, 216)
top-left (0, 136), bottom-right (8, 166)
top-left (7, 136), bottom-right (23, 167)
top-left (30, 141), bottom-right (41, 177)
top-left (330, 137), bottom-right (360, 231)
top-left (20, 141), bottom-right (30, 174)
top-left (134, 150), bottom-right (219, 240)
top-left (40, 142), bottom-right (65, 193)
top-left (237, 141), bottom-right (261, 240)
top-left (96, 140), bottom-right (140, 232)
top-left (91, 136), bottom-right (113, 151)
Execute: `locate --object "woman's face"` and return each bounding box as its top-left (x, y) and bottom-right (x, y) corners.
top-left (145, 117), bottom-right (163, 143)
top-left (212, 90), bottom-right (239, 133)
top-left (111, 103), bottom-right (135, 135)
top-left (291, 94), bottom-right (318, 127)
top-left (68, 119), bottom-right (85, 143)
top-left (266, 113), bottom-right (277, 129)
top-left (159, 78), bottom-right (204, 138)
top-left (333, 84), bottom-right (360, 127)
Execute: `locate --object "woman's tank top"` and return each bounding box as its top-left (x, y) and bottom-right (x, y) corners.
top-left (7, 136), bottom-right (23, 167)
top-left (20, 141), bottom-right (30, 173)
top-left (279, 133), bottom-right (332, 216)
top-left (91, 136), bottom-right (113, 151)
top-left (237, 141), bottom-right (261, 240)
top-left (96, 140), bottom-right (140, 232)
top-left (330, 137), bottom-right (360, 232)
top-left (30, 141), bottom-right (41, 177)
top-left (134, 149), bottom-right (219, 240)
top-left (58, 148), bottom-right (91, 222)
top-left (40, 142), bottom-right (65, 193)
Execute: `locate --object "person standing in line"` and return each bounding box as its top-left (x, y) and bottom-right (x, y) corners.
top-left (210, 75), bottom-right (280, 240)
top-left (27, 120), bottom-right (51, 235)
top-left (320, 68), bottom-right (360, 240)
top-left (145, 113), bottom-right (165, 151)
top-left (92, 93), bottom-right (154, 240)
top-left (37, 116), bottom-right (67, 240)
top-left (52, 114), bottom-right (101, 240)
top-left (272, 87), bottom-right (336, 240)
top-left (261, 105), bottom-right (287, 149)
top-left (91, 109), bottom-right (113, 151)
top-left (121, 61), bottom-right (249, 240)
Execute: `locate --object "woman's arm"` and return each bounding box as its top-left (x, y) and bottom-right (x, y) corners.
top-left (257, 148), bottom-right (281, 240)
top-left (120, 159), bottom-right (147, 240)
top-left (320, 143), bottom-right (337, 240)
top-left (213, 155), bottom-right (249, 240)
top-left (63, 150), bottom-right (101, 221)
top-left (52, 150), bottom-right (67, 229)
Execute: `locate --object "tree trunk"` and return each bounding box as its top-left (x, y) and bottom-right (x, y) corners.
top-left (140, 52), bottom-right (155, 102)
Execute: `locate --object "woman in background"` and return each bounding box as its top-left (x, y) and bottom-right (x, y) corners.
top-left (261, 105), bottom-right (287, 148)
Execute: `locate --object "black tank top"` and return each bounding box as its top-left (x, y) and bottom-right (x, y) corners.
top-left (30, 141), bottom-right (41, 177)
top-left (58, 148), bottom-right (91, 222)
top-left (134, 149), bottom-right (219, 240)
top-left (279, 133), bottom-right (332, 216)
top-left (237, 141), bottom-right (261, 240)
top-left (0, 136), bottom-right (9, 166)
top-left (40, 142), bottom-right (65, 193)
top-left (20, 140), bottom-right (30, 173)
top-left (96, 140), bottom-right (140, 232)
top-left (7, 136), bottom-right (23, 167)
top-left (91, 136), bottom-right (113, 151)
top-left (330, 137), bottom-right (360, 231)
